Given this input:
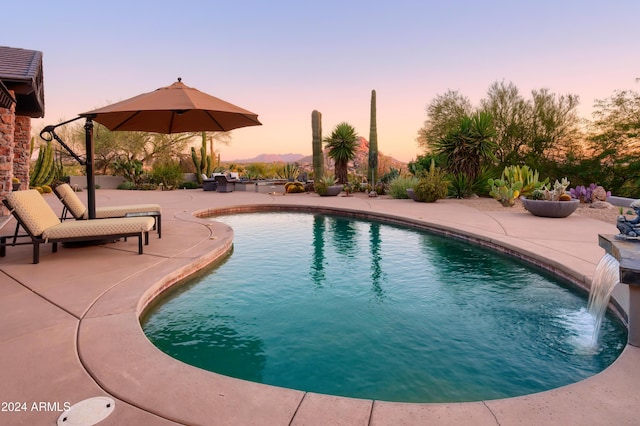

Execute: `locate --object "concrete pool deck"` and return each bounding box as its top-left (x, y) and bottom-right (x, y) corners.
top-left (0, 189), bottom-right (638, 425)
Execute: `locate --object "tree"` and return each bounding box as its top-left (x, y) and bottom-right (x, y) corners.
top-left (324, 122), bottom-right (358, 184)
top-left (585, 90), bottom-right (640, 196)
top-left (526, 88), bottom-right (581, 167)
top-left (480, 81), bottom-right (531, 164)
top-left (434, 111), bottom-right (497, 181)
top-left (141, 133), bottom-right (192, 164)
top-left (417, 90), bottom-right (473, 153)
top-left (91, 123), bottom-right (129, 174)
top-left (590, 90), bottom-right (640, 156)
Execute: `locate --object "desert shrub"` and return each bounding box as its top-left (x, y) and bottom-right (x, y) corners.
top-left (179, 181), bottom-right (199, 189)
top-left (374, 182), bottom-right (386, 195)
top-left (151, 161), bottom-right (183, 189)
top-left (140, 183), bottom-right (158, 191)
top-left (413, 161), bottom-right (449, 203)
top-left (117, 181), bottom-right (136, 190)
top-left (388, 176), bottom-right (418, 199)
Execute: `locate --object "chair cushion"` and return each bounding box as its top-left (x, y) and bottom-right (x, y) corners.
top-left (55, 184), bottom-right (87, 219)
top-left (5, 190), bottom-right (61, 236)
top-left (95, 204), bottom-right (161, 219)
top-left (42, 217), bottom-right (155, 240)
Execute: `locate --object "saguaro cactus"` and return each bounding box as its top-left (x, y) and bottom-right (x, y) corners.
top-left (30, 141), bottom-right (55, 187)
top-left (312, 110), bottom-right (324, 183)
top-left (191, 132), bottom-right (213, 184)
top-left (368, 89), bottom-right (378, 185)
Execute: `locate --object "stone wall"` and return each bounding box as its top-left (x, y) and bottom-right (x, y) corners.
top-left (0, 96), bottom-right (15, 202)
top-left (13, 116), bottom-right (30, 189)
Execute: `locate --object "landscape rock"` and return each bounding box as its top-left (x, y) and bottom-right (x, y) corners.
top-left (592, 186), bottom-right (608, 202)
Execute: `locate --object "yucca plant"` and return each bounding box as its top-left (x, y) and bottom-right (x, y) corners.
top-left (434, 111), bottom-right (497, 182)
top-left (324, 122), bottom-right (358, 184)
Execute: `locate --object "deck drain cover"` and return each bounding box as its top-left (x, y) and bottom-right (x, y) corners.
top-left (57, 397), bottom-right (115, 426)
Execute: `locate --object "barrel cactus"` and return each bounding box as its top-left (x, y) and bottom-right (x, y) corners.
top-left (285, 181), bottom-right (305, 193)
top-left (531, 189), bottom-right (546, 200)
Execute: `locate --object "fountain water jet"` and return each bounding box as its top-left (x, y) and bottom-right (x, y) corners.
top-left (587, 253), bottom-right (620, 345)
top-left (599, 234), bottom-right (640, 346)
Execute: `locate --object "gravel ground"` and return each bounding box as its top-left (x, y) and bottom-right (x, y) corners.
top-left (456, 196), bottom-right (627, 224)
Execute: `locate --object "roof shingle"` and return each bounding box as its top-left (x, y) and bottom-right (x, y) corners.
top-left (0, 46), bottom-right (45, 118)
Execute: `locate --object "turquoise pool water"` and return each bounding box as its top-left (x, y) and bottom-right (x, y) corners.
top-left (142, 212), bottom-right (627, 403)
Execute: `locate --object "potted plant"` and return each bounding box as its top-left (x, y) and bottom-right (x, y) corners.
top-left (11, 177), bottom-right (20, 191)
top-left (315, 175), bottom-right (343, 196)
top-left (520, 178), bottom-right (579, 218)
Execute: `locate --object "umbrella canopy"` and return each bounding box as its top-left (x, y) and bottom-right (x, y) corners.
top-left (81, 78), bottom-right (262, 133)
top-left (73, 79), bottom-right (261, 219)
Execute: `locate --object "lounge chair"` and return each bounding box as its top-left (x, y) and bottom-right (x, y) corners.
top-left (54, 183), bottom-right (161, 238)
top-left (214, 174), bottom-right (237, 193)
top-left (1, 189), bottom-right (155, 264)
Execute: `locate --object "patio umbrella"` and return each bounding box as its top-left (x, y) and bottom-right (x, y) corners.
top-left (81, 78), bottom-right (262, 133)
top-left (75, 78), bottom-right (261, 218)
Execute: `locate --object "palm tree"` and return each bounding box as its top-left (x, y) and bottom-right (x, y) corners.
top-left (324, 122), bottom-right (358, 184)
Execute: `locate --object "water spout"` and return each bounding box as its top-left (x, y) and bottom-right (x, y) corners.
top-left (587, 253), bottom-right (620, 345)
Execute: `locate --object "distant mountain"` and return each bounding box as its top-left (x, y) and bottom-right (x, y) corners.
top-left (297, 138), bottom-right (407, 172)
top-left (230, 141), bottom-right (407, 172)
top-left (231, 153), bottom-right (305, 163)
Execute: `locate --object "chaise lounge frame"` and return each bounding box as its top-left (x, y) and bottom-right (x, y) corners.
top-left (1, 190), bottom-right (155, 264)
top-left (54, 183), bottom-right (162, 238)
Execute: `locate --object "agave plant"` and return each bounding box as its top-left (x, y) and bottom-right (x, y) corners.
top-left (315, 175), bottom-right (337, 196)
top-left (277, 163), bottom-right (300, 181)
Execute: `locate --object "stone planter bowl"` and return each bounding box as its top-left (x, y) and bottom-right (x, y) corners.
top-left (319, 185), bottom-right (343, 196)
top-left (520, 196), bottom-right (580, 218)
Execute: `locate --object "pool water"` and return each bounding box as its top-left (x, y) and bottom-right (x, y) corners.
top-left (142, 212), bottom-right (627, 403)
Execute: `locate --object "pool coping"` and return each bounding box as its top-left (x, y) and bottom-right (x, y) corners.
top-left (1, 190), bottom-right (639, 425)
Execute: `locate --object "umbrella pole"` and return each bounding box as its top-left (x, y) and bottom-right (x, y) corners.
top-left (84, 118), bottom-right (96, 219)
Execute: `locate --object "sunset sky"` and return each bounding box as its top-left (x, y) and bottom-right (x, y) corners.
top-left (5, 1), bottom-right (640, 163)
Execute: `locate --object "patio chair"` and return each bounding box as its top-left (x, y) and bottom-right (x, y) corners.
top-left (54, 183), bottom-right (162, 238)
top-left (1, 189), bottom-right (155, 264)
top-left (214, 174), bottom-right (237, 193)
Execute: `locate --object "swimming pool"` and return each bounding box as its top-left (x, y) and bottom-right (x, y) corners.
top-left (143, 212), bottom-right (626, 403)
